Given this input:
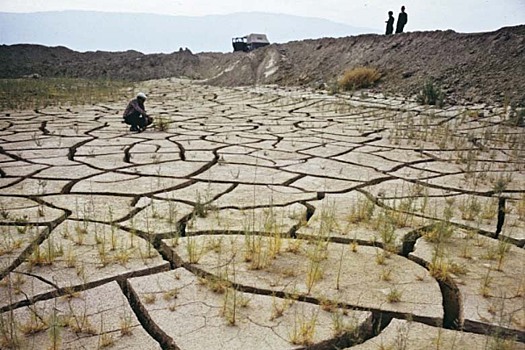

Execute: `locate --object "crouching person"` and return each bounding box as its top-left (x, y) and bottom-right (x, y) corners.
top-left (123, 92), bottom-right (153, 132)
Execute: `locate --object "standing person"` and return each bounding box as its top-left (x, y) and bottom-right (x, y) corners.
top-left (395, 6), bottom-right (408, 33)
top-left (123, 92), bottom-right (153, 132)
top-left (385, 11), bottom-right (395, 35)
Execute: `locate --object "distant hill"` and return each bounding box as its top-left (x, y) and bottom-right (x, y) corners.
top-left (0, 11), bottom-right (376, 53)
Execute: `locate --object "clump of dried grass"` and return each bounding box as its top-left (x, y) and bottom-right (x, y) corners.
top-left (338, 67), bottom-right (381, 91)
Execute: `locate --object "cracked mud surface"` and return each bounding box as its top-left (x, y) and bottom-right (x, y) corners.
top-left (1, 78), bottom-right (524, 349)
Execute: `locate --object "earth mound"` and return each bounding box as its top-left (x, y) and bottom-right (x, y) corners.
top-left (0, 25), bottom-right (524, 105)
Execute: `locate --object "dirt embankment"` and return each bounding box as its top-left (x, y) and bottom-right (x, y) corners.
top-left (1, 25), bottom-right (524, 105)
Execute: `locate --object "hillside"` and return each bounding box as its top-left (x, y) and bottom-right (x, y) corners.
top-left (1, 25), bottom-right (524, 105)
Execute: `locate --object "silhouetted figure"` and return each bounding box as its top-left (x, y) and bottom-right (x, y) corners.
top-left (395, 6), bottom-right (408, 33)
top-left (385, 11), bottom-right (394, 35)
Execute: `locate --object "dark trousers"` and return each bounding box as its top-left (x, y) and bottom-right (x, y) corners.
top-left (124, 111), bottom-right (151, 129)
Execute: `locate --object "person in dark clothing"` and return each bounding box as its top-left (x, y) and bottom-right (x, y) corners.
top-left (123, 92), bottom-right (153, 132)
top-left (395, 6), bottom-right (408, 33)
top-left (385, 11), bottom-right (394, 35)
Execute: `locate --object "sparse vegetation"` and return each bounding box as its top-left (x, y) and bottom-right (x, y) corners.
top-left (0, 77), bottom-right (129, 110)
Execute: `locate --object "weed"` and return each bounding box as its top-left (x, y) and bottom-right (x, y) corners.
top-left (154, 116), bottom-right (170, 132)
top-left (198, 275), bottom-right (230, 294)
top-left (289, 308), bottom-right (318, 345)
top-left (350, 239), bottom-right (358, 253)
top-left (331, 311), bottom-right (359, 338)
top-left (244, 235), bottom-right (272, 270)
top-left (285, 239), bottom-right (303, 254)
top-left (417, 79), bottom-right (444, 107)
top-left (380, 267), bottom-right (393, 282)
top-left (336, 244), bottom-right (345, 290)
top-left (392, 320), bottom-right (411, 350)
top-left (114, 247), bottom-right (132, 266)
top-left (64, 246), bottom-right (77, 268)
top-left (459, 196), bottom-right (481, 221)
top-left (237, 294), bottom-right (251, 308)
top-left (186, 236), bottom-right (204, 264)
top-left (162, 288), bottom-right (179, 301)
top-left (492, 175), bottom-right (510, 195)
top-left (375, 211), bottom-right (397, 252)
top-left (386, 287), bottom-right (402, 303)
top-left (75, 262), bottom-right (87, 283)
top-left (144, 293), bottom-right (157, 304)
top-left (320, 298), bottom-right (338, 313)
top-left (19, 310), bottom-right (48, 335)
top-left (481, 198), bottom-right (498, 221)
top-left (424, 220), bottom-right (454, 244)
top-left (305, 260), bottom-right (323, 293)
top-left (28, 238), bottom-right (63, 269)
top-left (305, 239), bottom-right (328, 293)
top-left (347, 197), bottom-right (375, 224)
top-left (221, 287), bottom-right (243, 326)
top-left (119, 312), bottom-right (134, 336)
top-left (486, 335), bottom-right (519, 350)
top-left (460, 239), bottom-right (472, 260)
top-left (193, 192), bottom-right (210, 218)
top-left (326, 80), bottom-right (340, 95)
top-left (47, 306), bottom-right (62, 350)
top-left (270, 296), bottom-right (294, 320)
top-left (206, 236), bottom-right (224, 254)
top-left (338, 67), bottom-right (381, 91)
top-left (281, 267), bottom-right (298, 278)
top-left (0, 207), bottom-right (9, 220)
top-left (99, 333), bottom-right (114, 348)
top-left (97, 239), bottom-right (111, 267)
top-left (480, 267), bottom-right (493, 298)
top-left (66, 301), bottom-right (96, 335)
top-left (496, 239), bottom-right (511, 271)
top-left (428, 252), bottom-right (467, 281)
top-left (0, 312), bottom-right (20, 349)
top-left (507, 106), bottom-right (525, 127)
top-left (316, 201), bottom-right (339, 235)
top-left (167, 200), bottom-right (178, 224)
top-left (375, 249), bottom-right (387, 265)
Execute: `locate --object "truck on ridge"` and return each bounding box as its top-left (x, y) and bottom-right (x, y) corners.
top-left (232, 33), bottom-right (270, 52)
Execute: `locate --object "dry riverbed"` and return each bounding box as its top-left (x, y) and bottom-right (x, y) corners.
top-left (0, 79), bottom-right (523, 349)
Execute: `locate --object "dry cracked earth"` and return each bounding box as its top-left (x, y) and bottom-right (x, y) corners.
top-left (0, 78), bottom-right (524, 350)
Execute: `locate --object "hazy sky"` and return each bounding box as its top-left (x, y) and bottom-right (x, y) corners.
top-left (1, 0), bottom-right (524, 33)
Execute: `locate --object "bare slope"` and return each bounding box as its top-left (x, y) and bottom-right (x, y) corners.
top-left (1, 25), bottom-right (524, 105)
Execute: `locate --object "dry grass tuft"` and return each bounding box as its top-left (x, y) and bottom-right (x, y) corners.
top-left (338, 67), bottom-right (381, 91)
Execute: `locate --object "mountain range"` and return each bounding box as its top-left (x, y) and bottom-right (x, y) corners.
top-left (0, 11), bottom-right (377, 53)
